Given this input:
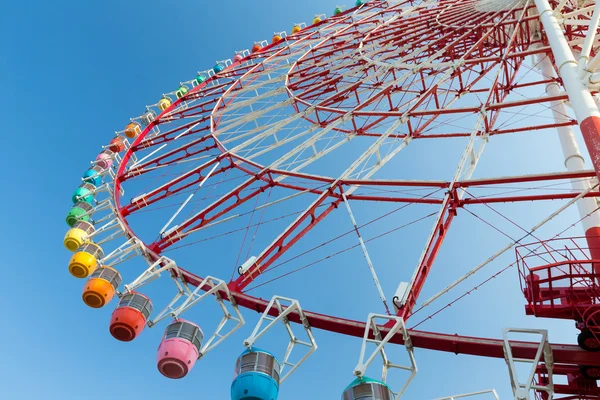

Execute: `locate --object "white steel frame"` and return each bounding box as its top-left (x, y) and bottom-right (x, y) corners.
top-left (123, 256), bottom-right (179, 293)
top-left (100, 237), bottom-right (142, 267)
top-left (502, 328), bottom-right (554, 400)
top-left (89, 218), bottom-right (125, 246)
top-left (234, 49), bottom-right (250, 58)
top-left (149, 274), bottom-right (245, 359)
top-left (433, 389), bottom-right (500, 400)
top-left (93, 1), bottom-right (600, 397)
top-left (243, 295), bottom-right (317, 384)
top-left (341, 192), bottom-right (390, 313)
top-left (292, 22), bottom-right (307, 30)
top-left (354, 314), bottom-right (417, 399)
top-left (534, 0), bottom-right (600, 124)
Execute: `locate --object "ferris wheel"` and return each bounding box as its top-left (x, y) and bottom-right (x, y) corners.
top-left (63, 0), bottom-right (600, 398)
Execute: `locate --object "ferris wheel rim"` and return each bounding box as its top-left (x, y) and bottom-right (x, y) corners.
top-left (110, 44), bottom-right (599, 367)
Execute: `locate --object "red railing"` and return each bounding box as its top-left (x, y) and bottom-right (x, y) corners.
top-left (516, 237), bottom-right (600, 330)
top-left (536, 364), bottom-right (600, 399)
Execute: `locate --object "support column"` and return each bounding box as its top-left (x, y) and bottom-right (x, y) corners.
top-left (538, 51), bottom-right (600, 266)
top-left (534, 0), bottom-right (600, 266)
top-left (534, 0), bottom-right (600, 177)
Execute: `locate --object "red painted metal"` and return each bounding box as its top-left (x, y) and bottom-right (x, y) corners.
top-left (537, 364), bottom-right (600, 398)
top-left (120, 155), bottom-right (237, 217)
top-left (175, 268), bottom-right (600, 366)
top-left (586, 227), bottom-right (600, 277)
top-left (149, 172), bottom-right (275, 253)
top-left (581, 115), bottom-right (600, 192)
top-left (517, 236), bottom-right (600, 373)
top-left (229, 188), bottom-right (343, 291)
top-left (285, 2), bottom-right (547, 146)
top-left (125, 135), bottom-right (218, 180)
top-left (108, 0), bottom-right (600, 374)
top-left (399, 194), bottom-right (458, 320)
top-left (121, 137), bottom-right (600, 214)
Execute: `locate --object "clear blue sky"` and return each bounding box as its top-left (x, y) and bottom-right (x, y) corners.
top-left (1, 1), bottom-right (592, 399)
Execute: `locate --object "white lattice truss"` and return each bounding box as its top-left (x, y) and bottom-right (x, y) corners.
top-left (354, 314), bottom-right (417, 400)
top-left (434, 389), bottom-right (500, 400)
top-left (503, 328), bottom-right (554, 400)
top-left (243, 295), bottom-right (317, 384)
top-left (124, 259), bottom-right (245, 359)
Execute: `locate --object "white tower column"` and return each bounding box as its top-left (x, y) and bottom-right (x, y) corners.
top-left (537, 52), bottom-right (600, 263)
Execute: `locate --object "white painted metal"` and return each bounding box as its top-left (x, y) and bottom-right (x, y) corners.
top-left (412, 38), bottom-right (600, 311)
top-left (197, 9), bottom-right (413, 169)
top-left (403, 11), bottom-right (539, 309)
top-left (538, 51), bottom-right (600, 232)
top-left (342, 192), bottom-right (390, 313)
top-left (213, 83), bottom-right (287, 117)
top-left (83, 198), bottom-right (112, 217)
top-left (254, 40), bottom-right (269, 48)
top-left (420, 180), bottom-right (600, 310)
top-left (149, 275), bottom-right (245, 358)
top-left (534, 0), bottom-right (600, 124)
top-left (100, 237), bottom-right (142, 267)
top-left (158, 161), bottom-right (220, 237)
top-left (182, 188), bottom-right (314, 237)
top-left (97, 4), bottom-right (600, 397)
top-left (234, 49), bottom-right (250, 58)
top-left (215, 12), bottom-right (402, 151)
top-left (393, 282), bottom-right (409, 312)
top-left (123, 256), bottom-right (179, 293)
top-left (243, 295), bottom-right (317, 383)
top-left (554, 0), bottom-right (570, 14)
top-left (577, 1), bottom-right (600, 76)
top-left (433, 389), bottom-right (499, 400)
top-left (76, 182), bottom-right (112, 200)
top-left (81, 165), bottom-right (115, 183)
top-left (354, 314), bottom-right (417, 400)
top-left (358, 2), bottom-right (446, 70)
top-left (129, 144), bottom-right (168, 169)
top-left (87, 218), bottom-right (119, 239)
top-left (238, 256), bottom-right (258, 275)
top-left (585, 50), bottom-right (600, 80)
top-left (502, 328), bottom-right (554, 400)
top-left (94, 227), bottom-right (125, 246)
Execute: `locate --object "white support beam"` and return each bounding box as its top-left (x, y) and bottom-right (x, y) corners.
top-left (123, 256), bottom-right (179, 293)
top-left (535, 0), bottom-right (600, 125)
top-left (434, 389), bottom-right (500, 400)
top-left (354, 314), bottom-right (417, 400)
top-left (101, 237), bottom-right (142, 267)
top-left (502, 328), bottom-right (554, 400)
top-left (158, 161), bottom-right (220, 237)
top-left (244, 295), bottom-right (317, 384)
top-left (342, 192), bottom-right (391, 314)
top-left (148, 275), bottom-right (245, 359)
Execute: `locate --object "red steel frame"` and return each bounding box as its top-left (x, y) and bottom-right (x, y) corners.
top-left (517, 237), bottom-right (600, 327)
top-left (111, 0), bottom-right (600, 377)
top-left (537, 364), bottom-right (600, 398)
